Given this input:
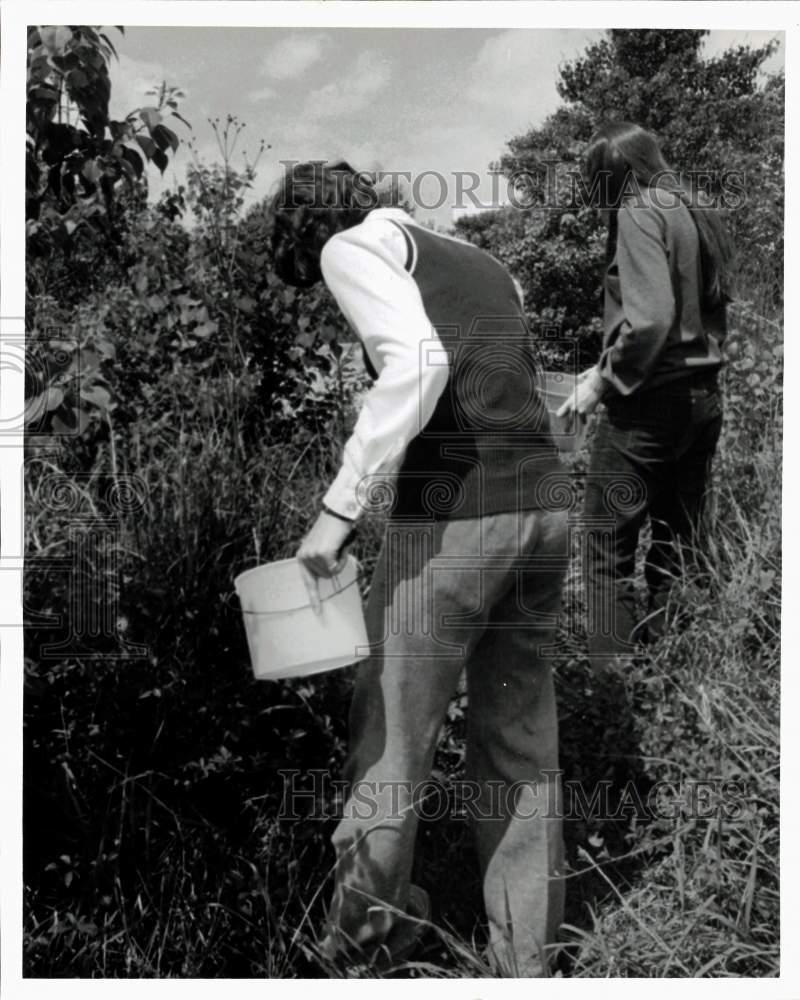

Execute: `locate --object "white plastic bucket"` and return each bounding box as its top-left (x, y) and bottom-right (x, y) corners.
top-left (233, 556), bottom-right (369, 680)
top-left (540, 371), bottom-right (588, 453)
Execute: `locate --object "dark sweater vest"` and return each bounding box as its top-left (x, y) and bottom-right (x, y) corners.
top-left (375, 221), bottom-right (562, 521)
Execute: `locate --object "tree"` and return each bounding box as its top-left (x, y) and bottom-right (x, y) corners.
top-left (500, 30), bottom-right (781, 192)
top-left (455, 28), bottom-right (784, 356)
top-left (27, 25), bottom-right (187, 260)
top-left (25, 25), bottom-right (190, 438)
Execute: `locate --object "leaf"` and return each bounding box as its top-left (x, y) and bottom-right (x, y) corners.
top-left (120, 146), bottom-right (144, 178)
top-left (152, 148), bottom-right (168, 174)
top-left (134, 134), bottom-right (156, 159)
top-left (67, 68), bottom-right (88, 89)
top-left (45, 387), bottom-right (64, 411)
top-left (161, 125), bottom-right (180, 152)
top-left (235, 295), bottom-right (257, 314)
top-left (83, 47), bottom-right (105, 70)
top-left (40, 25), bottom-right (74, 55)
top-left (139, 106), bottom-right (163, 130)
top-left (29, 85), bottom-right (60, 103)
top-left (81, 158), bottom-right (102, 183)
top-left (80, 384), bottom-right (112, 409)
top-left (51, 410), bottom-right (75, 435)
top-left (99, 32), bottom-right (119, 59)
top-left (108, 119), bottom-right (132, 141)
top-left (152, 123), bottom-right (179, 153)
top-left (170, 110), bottom-right (192, 130)
top-left (72, 407), bottom-right (91, 434)
top-left (297, 331), bottom-right (315, 349)
top-left (41, 122), bottom-right (84, 165)
top-left (319, 324), bottom-right (338, 343)
top-left (193, 321), bottom-right (218, 339)
top-left (78, 348), bottom-right (100, 372)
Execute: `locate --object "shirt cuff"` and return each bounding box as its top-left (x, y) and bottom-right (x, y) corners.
top-left (322, 471), bottom-right (364, 522)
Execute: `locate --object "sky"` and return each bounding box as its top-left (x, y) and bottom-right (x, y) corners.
top-left (107, 26), bottom-right (785, 227)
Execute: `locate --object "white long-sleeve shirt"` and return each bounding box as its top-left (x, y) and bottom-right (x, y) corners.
top-left (319, 208), bottom-right (450, 520)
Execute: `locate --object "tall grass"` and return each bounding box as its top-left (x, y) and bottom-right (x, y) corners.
top-left (559, 300), bottom-right (781, 977)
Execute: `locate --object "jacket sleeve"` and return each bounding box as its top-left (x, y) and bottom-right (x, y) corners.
top-left (319, 219), bottom-right (449, 520)
top-left (597, 201), bottom-right (677, 396)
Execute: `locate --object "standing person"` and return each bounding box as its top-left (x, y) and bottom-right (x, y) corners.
top-left (270, 161), bottom-right (570, 976)
top-left (558, 122), bottom-right (732, 661)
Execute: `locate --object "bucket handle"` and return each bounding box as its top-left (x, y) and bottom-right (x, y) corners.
top-left (227, 568), bottom-right (361, 616)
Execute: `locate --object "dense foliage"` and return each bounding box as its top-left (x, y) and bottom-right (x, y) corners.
top-left (455, 29), bottom-right (784, 363)
top-left (23, 28), bottom-right (781, 978)
top-left (26, 25), bottom-right (187, 441)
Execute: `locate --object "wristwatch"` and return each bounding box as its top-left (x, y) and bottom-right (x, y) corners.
top-left (322, 503), bottom-right (355, 525)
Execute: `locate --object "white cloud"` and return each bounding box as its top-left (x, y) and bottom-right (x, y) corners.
top-left (303, 50), bottom-right (391, 120)
top-left (247, 85), bottom-right (278, 104)
top-left (329, 141), bottom-right (382, 174)
top-left (259, 32), bottom-right (329, 81)
top-left (108, 53), bottom-right (186, 120)
top-left (465, 29), bottom-right (601, 121)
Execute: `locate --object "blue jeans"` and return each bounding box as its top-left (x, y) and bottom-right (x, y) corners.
top-left (324, 508), bottom-right (569, 975)
top-left (583, 374), bottom-right (723, 659)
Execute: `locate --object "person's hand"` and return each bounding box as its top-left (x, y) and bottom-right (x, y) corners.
top-left (557, 367), bottom-right (606, 424)
top-left (296, 510), bottom-right (355, 614)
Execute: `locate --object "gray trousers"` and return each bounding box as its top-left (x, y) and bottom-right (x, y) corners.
top-left (325, 508), bottom-right (569, 976)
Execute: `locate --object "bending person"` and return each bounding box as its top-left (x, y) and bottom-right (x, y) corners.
top-left (270, 161), bottom-right (569, 976)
